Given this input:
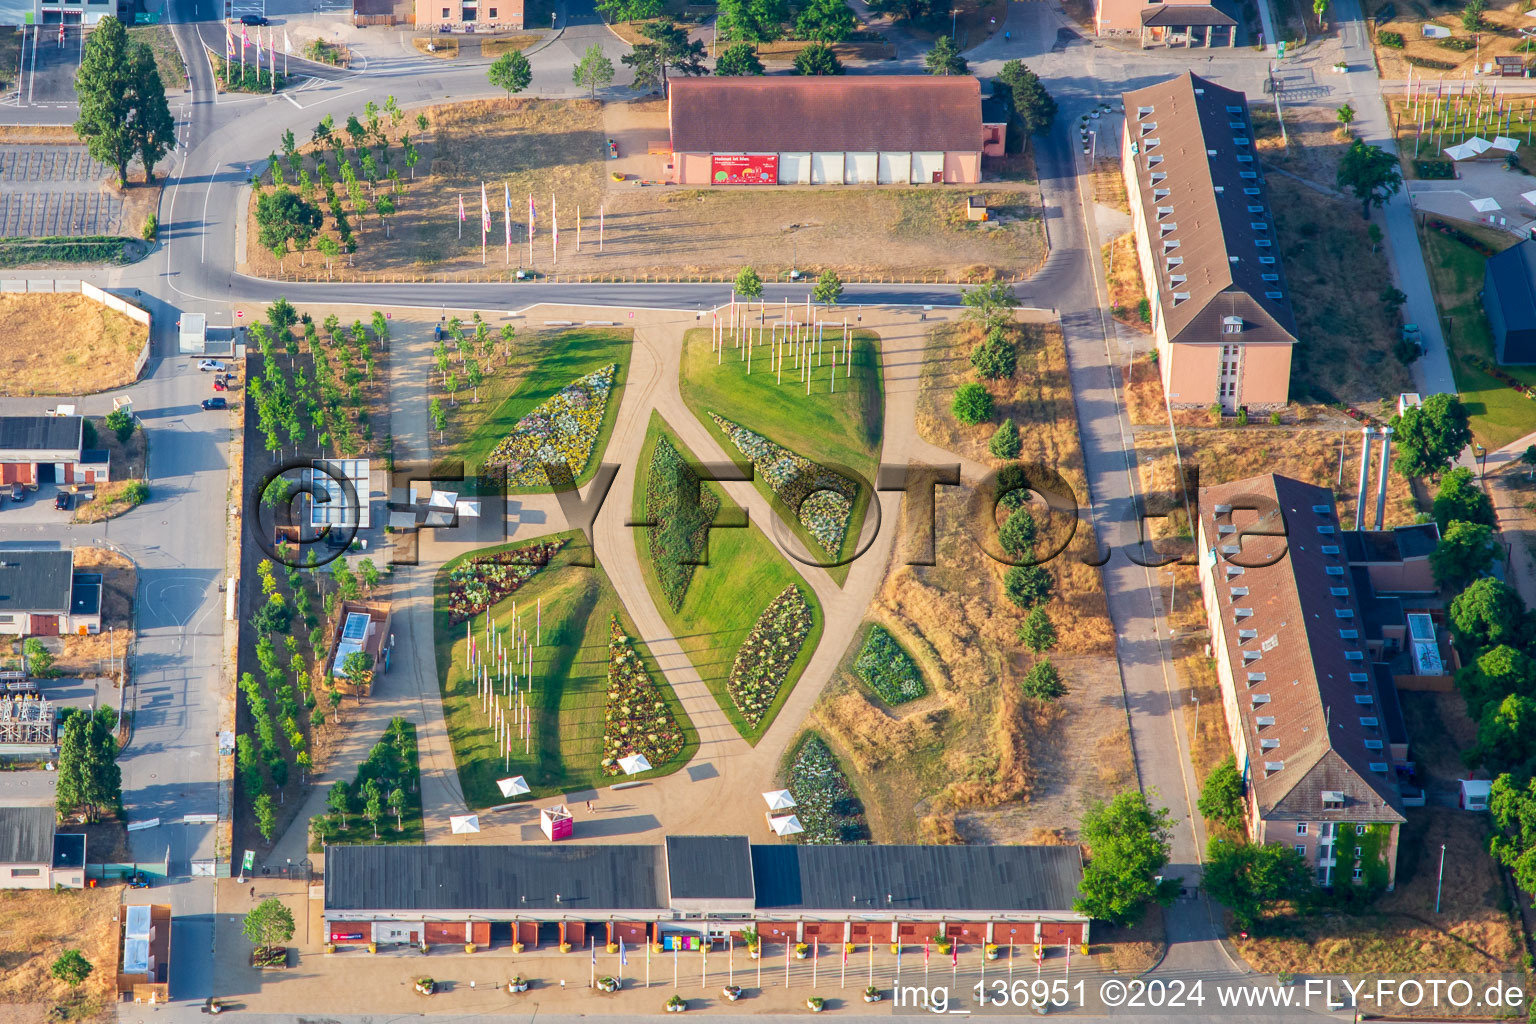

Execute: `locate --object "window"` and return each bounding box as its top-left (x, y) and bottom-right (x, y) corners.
top-left (1265, 291), bottom-right (1283, 299)
top-left (1247, 672), bottom-right (1265, 682)
top-left (1240, 171), bottom-right (1258, 179)
top-left (1149, 154), bottom-right (1164, 167)
top-left (1145, 138), bottom-right (1161, 150)
top-left (442, 6), bottom-right (450, 14)
top-left (8, 868), bottom-right (40, 878)
top-left (1163, 239), bottom-right (1181, 252)
top-left (1345, 651), bottom-right (1364, 661)
top-left (1354, 694), bottom-right (1374, 705)
top-left (1156, 206), bottom-right (1174, 217)
top-left (1255, 239), bottom-right (1272, 248)
top-left (1141, 121), bottom-right (1158, 134)
top-left (1349, 672), bottom-right (1369, 682)
top-left (1227, 105), bottom-right (1243, 112)
top-left (1335, 608), bottom-right (1354, 618)
top-left (1237, 154), bottom-right (1254, 163)
top-left (1234, 137), bottom-right (1251, 146)
top-left (1297, 844), bottom-right (1308, 856)
top-left (1244, 187), bottom-right (1261, 195)
top-left (1261, 738), bottom-right (1280, 749)
top-left (1262, 273), bottom-right (1280, 282)
top-left (1256, 715), bottom-right (1276, 726)
top-left (1296, 822), bottom-right (1308, 836)
top-left (1325, 565), bottom-right (1345, 576)
top-left (1317, 524), bottom-right (1336, 534)
top-left (1364, 739), bottom-right (1384, 750)
top-left (488, 5), bottom-right (497, 13)
top-left (1214, 185), bottom-right (1224, 193)
top-left (1154, 188), bottom-right (1171, 200)
top-left (1259, 256), bottom-right (1276, 264)
top-left (1230, 587), bottom-right (1249, 596)
top-left (1251, 692), bottom-right (1271, 703)
top-left (1222, 316), bottom-right (1243, 334)
top-left (1248, 205), bottom-right (1265, 213)
top-left (1238, 629), bottom-right (1258, 640)
top-left (1170, 275), bottom-right (1187, 285)
top-left (1339, 630), bottom-right (1358, 639)
top-left (1352, 866), bottom-right (1363, 881)
top-left (1370, 762), bottom-right (1390, 773)
top-left (0, 614), bottom-right (12, 624)
top-left (1166, 255), bottom-right (1183, 267)
top-left (1151, 171), bottom-right (1167, 183)
top-left (1251, 222), bottom-right (1268, 231)
top-left (1356, 824), bottom-right (1366, 836)
top-left (1330, 586), bottom-right (1349, 597)
top-left (1360, 717), bottom-right (1378, 727)
top-left (1321, 545), bottom-right (1340, 554)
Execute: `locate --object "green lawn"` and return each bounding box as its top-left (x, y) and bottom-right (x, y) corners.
top-left (1418, 221), bottom-right (1536, 449)
top-left (631, 412), bottom-right (825, 744)
top-left (439, 328), bottom-right (632, 493)
top-left (433, 532), bottom-right (697, 806)
top-left (677, 325), bottom-right (883, 587)
top-left (309, 720), bottom-right (424, 849)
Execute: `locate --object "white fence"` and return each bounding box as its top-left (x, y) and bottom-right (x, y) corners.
top-left (0, 279), bottom-right (153, 384)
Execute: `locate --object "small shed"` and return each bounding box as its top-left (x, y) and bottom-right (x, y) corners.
top-left (1496, 55), bottom-right (1527, 78)
top-left (178, 314), bottom-right (206, 355)
top-left (966, 195), bottom-right (989, 222)
top-left (1460, 778), bottom-right (1492, 811)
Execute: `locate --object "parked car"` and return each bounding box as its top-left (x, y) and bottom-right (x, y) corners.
top-left (239, 13), bottom-right (267, 25)
top-left (127, 871), bottom-right (151, 889)
top-left (202, 397), bottom-right (228, 411)
top-left (212, 377), bottom-right (227, 391)
top-left (8, 483), bottom-right (22, 502)
top-left (54, 491), bottom-right (70, 511)
top-left (197, 359), bottom-right (226, 372)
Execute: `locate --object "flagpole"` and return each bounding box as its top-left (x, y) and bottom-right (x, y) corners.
top-left (599, 204), bottom-right (604, 252)
top-left (577, 205), bottom-right (582, 253)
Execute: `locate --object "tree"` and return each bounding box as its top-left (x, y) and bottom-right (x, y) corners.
top-left (364, 781), bottom-right (384, 839)
top-left (998, 506), bottom-right (1036, 556)
top-left (242, 897), bottom-right (296, 948)
top-left (342, 650), bottom-right (374, 691)
top-left (1524, 445), bottom-right (1536, 480)
top-left (105, 407), bottom-right (135, 442)
top-left (1336, 137), bottom-right (1402, 220)
top-left (50, 950), bottom-right (93, 988)
top-left (1450, 577), bottom-right (1526, 651)
top-left (623, 21), bottom-right (707, 94)
top-left (1197, 754), bottom-right (1246, 831)
top-left (389, 787), bottom-right (406, 830)
top-left (597, 0), bottom-right (663, 19)
top-left (1203, 839), bottom-right (1311, 930)
top-left (1336, 102), bottom-right (1356, 130)
top-left (1022, 659), bottom-right (1065, 700)
top-left (255, 188), bottom-right (323, 268)
top-left (924, 36), bottom-right (968, 76)
top-left (374, 195), bottom-right (396, 238)
top-left (715, 42), bottom-right (765, 76)
top-left (1313, 0), bottom-right (1328, 27)
top-left (951, 382), bottom-right (993, 424)
top-left (55, 710), bottom-right (119, 823)
top-left (23, 636), bottom-right (55, 676)
top-left (1472, 693), bottom-right (1536, 773)
top-left (359, 558), bottom-right (380, 594)
top-left (1074, 791), bottom-right (1180, 926)
top-left (794, 42), bottom-right (844, 75)
top-left (327, 780), bottom-right (350, 829)
top-left (1433, 466), bottom-right (1494, 530)
top-left (1458, 644), bottom-right (1536, 720)
top-left (795, 0), bottom-right (856, 41)
top-left (989, 418), bottom-right (1022, 459)
top-left (574, 44), bottom-right (616, 97)
top-left (1017, 607), bottom-right (1057, 653)
top-left (970, 329), bottom-right (1016, 379)
top-left (961, 280), bottom-right (1020, 332)
top-left (1004, 563), bottom-right (1052, 609)
top-left (1392, 393), bottom-right (1472, 479)
top-left (1431, 520), bottom-right (1499, 590)
top-left (73, 18), bottom-right (139, 186)
top-left (717, 0), bottom-right (787, 41)
top-left (429, 397), bottom-right (447, 439)
top-left (487, 50), bottom-right (533, 104)
top-left (1463, 0), bottom-right (1485, 30)
top-left (734, 265), bottom-right (764, 300)
top-left (996, 61), bottom-right (1056, 136)
top-left (254, 792), bottom-right (276, 841)
top-left (129, 42), bottom-right (174, 183)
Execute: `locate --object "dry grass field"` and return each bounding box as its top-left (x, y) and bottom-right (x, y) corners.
top-left (1103, 234), bottom-right (1150, 335)
top-left (0, 885), bottom-right (121, 1023)
top-left (55, 548), bottom-right (136, 681)
top-left (0, 294), bottom-right (148, 396)
top-left (73, 419), bottom-right (148, 525)
top-left (1370, 0), bottom-right (1536, 81)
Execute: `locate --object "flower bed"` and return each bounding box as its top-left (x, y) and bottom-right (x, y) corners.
top-left (708, 413), bottom-right (855, 555)
top-left (445, 540), bottom-right (565, 624)
top-left (785, 733), bottom-right (869, 844)
top-left (726, 585), bottom-right (814, 726)
top-left (1467, 354), bottom-right (1536, 401)
top-left (645, 433), bottom-right (721, 611)
top-left (1427, 218), bottom-right (1499, 258)
top-left (853, 625), bottom-right (926, 705)
top-left (485, 364), bottom-right (616, 486)
top-left (602, 617), bottom-right (686, 775)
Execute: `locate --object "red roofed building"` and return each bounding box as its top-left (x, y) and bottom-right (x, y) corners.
top-left (665, 76), bottom-right (986, 186)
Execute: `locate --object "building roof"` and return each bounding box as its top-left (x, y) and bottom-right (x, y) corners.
top-left (750, 844), bottom-right (1083, 912)
top-left (0, 806), bottom-right (56, 864)
top-left (1140, 4), bottom-right (1237, 25)
top-left (1199, 474), bottom-right (1405, 824)
top-left (665, 836), bottom-right (754, 901)
top-left (668, 76), bottom-right (984, 155)
top-left (0, 549), bottom-right (74, 615)
top-left (52, 832), bottom-right (85, 870)
top-left (0, 416), bottom-right (82, 457)
top-left (1342, 523), bottom-right (1440, 565)
top-left (71, 574), bottom-right (103, 618)
top-left (1487, 241), bottom-right (1536, 357)
top-left (981, 93), bottom-right (1011, 125)
top-left (1121, 72), bottom-right (1298, 348)
top-left (324, 845), bottom-right (667, 912)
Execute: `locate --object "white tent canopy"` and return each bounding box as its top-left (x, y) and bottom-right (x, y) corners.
top-left (1445, 142), bottom-right (1479, 161)
top-left (1468, 135), bottom-right (1494, 154)
top-left (618, 753), bottom-right (652, 775)
top-left (497, 776), bottom-right (531, 798)
top-left (762, 789), bottom-right (797, 811)
top-left (450, 814), bottom-right (481, 834)
top-left (429, 489), bottom-right (459, 509)
top-left (1495, 136), bottom-right (1523, 153)
top-left (769, 814), bottom-right (804, 836)
top-left (1520, 190), bottom-right (1536, 206)
top-left (1472, 196), bottom-right (1503, 213)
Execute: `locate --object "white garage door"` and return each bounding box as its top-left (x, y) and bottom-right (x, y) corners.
top-left (778, 152), bottom-right (811, 185)
top-left (810, 152), bottom-right (844, 185)
top-left (877, 152), bottom-right (911, 184)
top-left (845, 152), bottom-right (877, 184)
top-left (911, 152), bottom-right (945, 183)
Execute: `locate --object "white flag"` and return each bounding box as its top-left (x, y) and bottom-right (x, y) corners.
top-left (283, 30), bottom-right (292, 54)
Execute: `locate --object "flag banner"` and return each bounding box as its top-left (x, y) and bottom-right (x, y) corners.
top-left (225, 24), bottom-right (233, 57)
top-left (458, 195), bottom-right (466, 221)
top-left (504, 183), bottom-right (511, 247)
top-left (283, 29), bottom-right (292, 53)
top-left (481, 182), bottom-right (491, 233)
top-left (620, 938), bottom-right (628, 966)
top-left (952, 943), bottom-right (959, 967)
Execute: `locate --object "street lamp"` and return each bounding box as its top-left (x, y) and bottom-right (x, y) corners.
top-left (1475, 443), bottom-right (1488, 483)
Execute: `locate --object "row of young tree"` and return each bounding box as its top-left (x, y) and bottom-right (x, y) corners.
top-left (318, 718), bottom-right (419, 842)
top-left (428, 313), bottom-right (518, 437)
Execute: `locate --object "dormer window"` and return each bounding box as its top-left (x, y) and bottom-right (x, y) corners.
top-left (1261, 738), bottom-right (1280, 749)
top-left (1256, 715), bottom-right (1275, 726)
top-left (1141, 121), bottom-right (1158, 134)
top-left (1330, 587), bottom-right (1349, 597)
top-left (1145, 138), bottom-right (1161, 150)
top-left (1172, 291), bottom-right (1190, 304)
top-left (1163, 239), bottom-right (1181, 252)
top-left (1169, 274), bottom-right (1187, 285)
top-left (1321, 791), bottom-right (1345, 808)
top-left (1154, 188), bottom-right (1171, 200)
top-left (1148, 154), bottom-right (1164, 166)
top-left (1160, 222), bottom-right (1177, 235)
top-left (1222, 316), bottom-right (1243, 334)
top-left (1234, 607), bottom-right (1254, 618)
top-left (1251, 221), bottom-right (1268, 231)
top-left (1151, 171), bottom-right (1167, 184)
top-left (1156, 205), bottom-right (1174, 217)
top-left (1138, 105), bottom-right (1155, 118)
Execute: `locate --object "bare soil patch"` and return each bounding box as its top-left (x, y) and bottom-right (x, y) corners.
top-left (0, 884), bottom-right (121, 1024)
top-left (73, 419), bottom-right (148, 525)
top-left (0, 293), bottom-right (148, 396)
top-left (55, 548), bottom-right (136, 682)
top-left (1103, 233), bottom-right (1149, 335)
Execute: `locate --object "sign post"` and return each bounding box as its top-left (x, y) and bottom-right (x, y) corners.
top-left (239, 849), bottom-right (254, 882)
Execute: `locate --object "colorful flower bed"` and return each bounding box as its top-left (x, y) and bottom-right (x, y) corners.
top-left (708, 413), bottom-right (855, 555)
top-left (445, 540), bottom-right (565, 624)
top-left (726, 585), bottom-right (814, 726)
top-left (853, 625), bottom-right (927, 705)
top-left (602, 617), bottom-right (686, 776)
top-left (645, 433), bottom-right (721, 611)
top-left (785, 733), bottom-right (869, 845)
top-left (1467, 354), bottom-right (1536, 401)
top-left (484, 364), bottom-right (617, 486)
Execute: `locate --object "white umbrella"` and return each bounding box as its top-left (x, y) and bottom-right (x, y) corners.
top-left (769, 814), bottom-right (804, 836)
top-left (618, 753), bottom-right (652, 775)
top-left (1495, 136), bottom-right (1522, 153)
top-left (1520, 189), bottom-right (1536, 206)
top-left (1445, 142), bottom-right (1477, 161)
top-left (497, 776), bottom-right (530, 798)
top-left (1467, 136), bottom-right (1493, 154)
top-left (1472, 196), bottom-right (1502, 213)
top-left (450, 814), bottom-right (481, 834)
top-left (762, 790), bottom-right (797, 811)
top-left (429, 489), bottom-right (459, 509)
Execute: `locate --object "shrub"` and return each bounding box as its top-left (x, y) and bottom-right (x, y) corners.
top-left (1022, 659), bottom-right (1065, 701)
top-left (785, 733), bottom-right (869, 843)
top-left (1017, 607), bottom-right (1058, 653)
top-left (952, 382), bottom-right (993, 425)
top-left (1439, 36), bottom-right (1474, 51)
top-left (1414, 159), bottom-right (1454, 179)
top-left (989, 418), bottom-right (1021, 459)
top-left (969, 330), bottom-right (1016, 379)
top-left (724, 586), bottom-right (815, 726)
top-left (121, 479), bottom-right (149, 506)
top-left (1236, 407), bottom-right (1249, 427)
top-left (0, 235), bottom-right (128, 268)
top-left (1137, 298), bottom-right (1151, 323)
top-left (1377, 29), bottom-right (1404, 46)
top-left (1003, 563), bottom-right (1052, 609)
top-left (142, 213), bottom-right (158, 241)
top-left (645, 434), bottom-right (720, 611)
top-left (853, 624), bottom-right (926, 704)
top-left (1406, 54), bottom-right (1456, 69)
top-left (1197, 754), bottom-right (1246, 830)
top-left (998, 507), bottom-right (1036, 556)
top-left (105, 408), bottom-right (135, 442)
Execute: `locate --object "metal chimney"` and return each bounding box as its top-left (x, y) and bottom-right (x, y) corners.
top-left (1354, 427), bottom-right (1373, 532)
top-left (1374, 427), bottom-right (1393, 531)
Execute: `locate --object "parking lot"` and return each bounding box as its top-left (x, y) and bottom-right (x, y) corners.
top-left (20, 23), bottom-right (84, 107)
top-left (0, 482), bottom-right (81, 523)
top-left (0, 146), bottom-right (124, 236)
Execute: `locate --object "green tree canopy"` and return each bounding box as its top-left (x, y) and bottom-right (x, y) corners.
top-left (1202, 839), bottom-right (1311, 930)
top-left (242, 897), bottom-right (296, 948)
top-left (1392, 393), bottom-right (1472, 479)
top-left (73, 17), bottom-right (139, 186)
top-left (1458, 644), bottom-right (1536, 720)
top-left (55, 709), bottom-right (120, 823)
top-left (1003, 563), bottom-right (1052, 609)
top-left (255, 188), bottom-right (323, 265)
top-left (998, 506), bottom-right (1036, 556)
top-left (50, 950), bottom-right (93, 988)
top-left (961, 280), bottom-right (1020, 332)
top-left (596, 0), bottom-right (663, 19)
top-left (1073, 791), bottom-right (1180, 926)
top-left (1433, 466), bottom-right (1494, 530)
top-left (951, 381), bottom-right (993, 424)
top-left (996, 60), bottom-right (1056, 136)
top-left (734, 265), bottom-right (764, 299)
top-left (793, 42), bottom-right (844, 75)
top-left (1450, 577), bottom-right (1526, 652)
top-left (1430, 519), bottom-right (1499, 590)
top-left (924, 35), bottom-right (968, 75)
top-left (1472, 693), bottom-right (1536, 773)
top-left (812, 269), bottom-right (843, 305)
top-left (1022, 659), bottom-right (1065, 700)
top-left (795, 0), bottom-right (856, 41)
top-left (574, 44), bottom-right (616, 97)
top-left (129, 41), bottom-right (174, 183)
top-left (970, 329), bottom-right (1016, 379)
top-left (1196, 754), bottom-right (1246, 831)
top-left (989, 418), bottom-right (1022, 459)
top-left (488, 50), bottom-right (533, 103)
top-left (1335, 137), bottom-right (1402, 219)
top-left (1490, 773), bottom-right (1536, 894)
top-left (717, 0), bottom-right (788, 42)
top-left (623, 20), bottom-right (708, 92)
top-left (714, 42), bottom-right (766, 75)
top-left (1017, 607), bottom-right (1057, 653)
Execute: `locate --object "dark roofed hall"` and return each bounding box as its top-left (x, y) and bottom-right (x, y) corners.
top-left (71, 574), bottom-right (103, 617)
top-left (666, 835), bottom-right (754, 901)
top-left (0, 550), bottom-right (74, 615)
top-left (1484, 239), bottom-right (1536, 363)
top-left (0, 416), bottom-right (83, 456)
top-left (52, 833), bottom-right (86, 870)
top-left (668, 76), bottom-right (983, 155)
top-left (749, 844), bottom-right (1083, 912)
top-left (324, 845), bottom-right (667, 912)
top-left (1140, 4), bottom-right (1237, 26)
top-left (0, 806), bottom-right (56, 864)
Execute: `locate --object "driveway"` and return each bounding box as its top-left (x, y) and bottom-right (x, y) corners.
top-left (21, 23), bottom-right (83, 108)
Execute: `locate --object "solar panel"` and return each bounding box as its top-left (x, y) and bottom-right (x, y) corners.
top-left (343, 612), bottom-right (370, 641)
